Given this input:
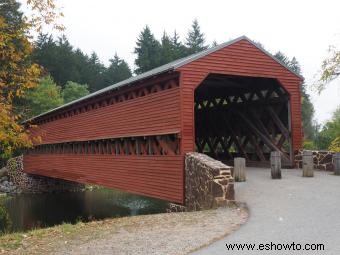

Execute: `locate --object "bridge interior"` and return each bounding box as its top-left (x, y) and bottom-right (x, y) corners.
top-left (194, 74), bottom-right (292, 167)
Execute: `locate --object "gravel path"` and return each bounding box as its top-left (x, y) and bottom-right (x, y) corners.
top-left (52, 205), bottom-right (247, 255)
top-left (193, 168), bottom-right (340, 255)
top-left (2, 202), bottom-right (247, 254)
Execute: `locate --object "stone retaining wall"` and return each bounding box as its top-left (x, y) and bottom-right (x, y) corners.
top-left (184, 152), bottom-right (234, 211)
top-left (6, 155), bottom-right (84, 193)
top-left (294, 150), bottom-right (335, 171)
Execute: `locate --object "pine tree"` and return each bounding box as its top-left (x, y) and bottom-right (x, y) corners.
top-left (274, 52), bottom-right (316, 139)
top-left (160, 32), bottom-right (175, 65)
top-left (170, 30), bottom-right (187, 59)
top-left (185, 19), bottom-right (208, 54)
top-left (134, 26), bottom-right (161, 74)
top-left (104, 54), bottom-right (132, 86)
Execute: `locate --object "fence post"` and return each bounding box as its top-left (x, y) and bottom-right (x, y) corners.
top-left (334, 153), bottom-right (340, 176)
top-left (270, 151), bottom-right (281, 179)
top-left (302, 150), bottom-right (314, 177)
top-left (234, 157), bottom-right (246, 182)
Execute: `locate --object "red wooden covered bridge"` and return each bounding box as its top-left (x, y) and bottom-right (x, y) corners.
top-left (24, 36), bottom-right (303, 203)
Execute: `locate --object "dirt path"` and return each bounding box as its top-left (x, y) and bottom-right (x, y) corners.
top-left (1, 204), bottom-right (247, 255)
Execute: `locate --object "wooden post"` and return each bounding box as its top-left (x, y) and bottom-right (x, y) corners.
top-left (302, 150), bottom-right (314, 177)
top-left (270, 151), bottom-right (281, 179)
top-left (234, 157), bottom-right (246, 182)
top-left (334, 153), bottom-right (340, 176)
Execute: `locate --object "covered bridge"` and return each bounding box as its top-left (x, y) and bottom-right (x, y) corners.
top-left (24, 36), bottom-right (303, 203)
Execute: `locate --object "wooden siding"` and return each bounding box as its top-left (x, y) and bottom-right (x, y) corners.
top-left (30, 87), bottom-right (181, 144)
top-left (24, 154), bottom-right (183, 203)
top-left (177, 39), bottom-right (303, 154)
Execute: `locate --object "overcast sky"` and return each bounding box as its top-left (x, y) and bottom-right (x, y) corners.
top-left (53, 0), bottom-right (339, 124)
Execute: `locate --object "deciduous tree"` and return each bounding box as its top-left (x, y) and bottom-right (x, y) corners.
top-left (0, 0), bottom-right (41, 159)
top-left (62, 81), bottom-right (89, 103)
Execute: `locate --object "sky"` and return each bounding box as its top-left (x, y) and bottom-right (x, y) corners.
top-left (50, 0), bottom-right (340, 124)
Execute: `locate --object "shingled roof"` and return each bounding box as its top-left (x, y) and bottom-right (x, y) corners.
top-left (27, 35), bottom-right (302, 122)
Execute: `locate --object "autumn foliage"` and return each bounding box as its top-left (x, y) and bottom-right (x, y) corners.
top-left (0, 6), bottom-right (41, 158)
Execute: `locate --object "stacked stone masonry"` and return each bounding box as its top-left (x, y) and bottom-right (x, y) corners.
top-left (185, 152), bottom-right (235, 211)
top-left (294, 150), bottom-right (335, 171)
top-left (7, 155), bottom-right (84, 193)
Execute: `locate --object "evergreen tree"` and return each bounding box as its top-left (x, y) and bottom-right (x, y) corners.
top-left (160, 32), bottom-right (175, 65)
top-left (103, 54), bottom-right (132, 86)
top-left (185, 19), bottom-right (208, 54)
top-left (84, 52), bottom-right (106, 91)
top-left (274, 52), bottom-right (316, 140)
top-left (134, 26), bottom-right (161, 74)
top-left (170, 30), bottom-right (187, 59)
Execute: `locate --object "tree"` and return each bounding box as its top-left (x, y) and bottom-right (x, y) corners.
top-left (0, 0), bottom-right (41, 159)
top-left (170, 30), bottom-right (187, 59)
top-left (159, 32), bottom-right (175, 65)
top-left (62, 81), bottom-right (90, 103)
top-left (274, 52), bottom-right (316, 140)
top-left (103, 54), bottom-right (132, 86)
top-left (134, 26), bottom-right (161, 74)
top-left (33, 34), bottom-right (107, 92)
top-left (185, 19), bottom-right (208, 54)
top-left (25, 76), bottom-right (64, 117)
top-left (317, 46), bottom-right (340, 93)
top-left (316, 106), bottom-right (340, 150)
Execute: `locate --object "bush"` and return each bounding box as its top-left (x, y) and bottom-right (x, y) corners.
top-left (0, 205), bottom-right (11, 234)
top-left (303, 140), bottom-right (316, 150)
top-left (329, 137), bottom-right (340, 152)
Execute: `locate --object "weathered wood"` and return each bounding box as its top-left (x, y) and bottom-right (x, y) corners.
top-left (237, 111), bottom-right (290, 162)
top-left (334, 153), bottom-right (340, 176)
top-left (267, 106), bottom-right (290, 141)
top-left (302, 150), bottom-right (314, 177)
top-left (270, 151), bottom-right (281, 179)
top-left (234, 157), bottom-right (246, 182)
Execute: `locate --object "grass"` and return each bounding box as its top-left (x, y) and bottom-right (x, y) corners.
top-left (0, 221), bottom-right (86, 252)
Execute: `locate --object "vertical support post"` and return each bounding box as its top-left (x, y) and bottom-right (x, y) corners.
top-left (302, 150), bottom-right (314, 177)
top-left (271, 151), bottom-right (282, 179)
top-left (287, 100), bottom-right (293, 166)
top-left (334, 153), bottom-right (340, 176)
top-left (234, 157), bottom-right (246, 182)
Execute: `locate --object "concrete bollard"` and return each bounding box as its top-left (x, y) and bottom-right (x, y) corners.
top-left (334, 153), bottom-right (340, 176)
top-left (270, 151), bottom-right (281, 179)
top-left (302, 150), bottom-right (314, 177)
top-left (234, 157), bottom-right (246, 182)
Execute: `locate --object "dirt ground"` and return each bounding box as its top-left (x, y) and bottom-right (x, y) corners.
top-left (0, 204), bottom-right (248, 255)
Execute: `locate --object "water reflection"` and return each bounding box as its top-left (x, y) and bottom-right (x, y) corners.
top-left (1, 189), bottom-right (167, 233)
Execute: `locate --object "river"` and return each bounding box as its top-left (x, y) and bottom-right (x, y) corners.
top-left (0, 188), bottom-right (168, 233)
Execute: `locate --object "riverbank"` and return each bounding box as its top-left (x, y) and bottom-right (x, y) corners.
top-left (0, 203), bottom-right (248, 255)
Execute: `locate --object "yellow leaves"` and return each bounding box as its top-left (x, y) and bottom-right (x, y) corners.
top-left (0, 12), bottom-right (41, 159)
top-left (329, 137), bottom-right (340, 153)
top-left (23, 0), bottom-right (65, 33)
top-left (0, 102), bottom-right (33, 158)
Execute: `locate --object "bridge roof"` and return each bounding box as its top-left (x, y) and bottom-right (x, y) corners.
top-left (26, 35), bottom-right (302, 122)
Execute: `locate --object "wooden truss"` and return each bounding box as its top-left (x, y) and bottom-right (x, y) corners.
top-left (29, 134), bottom-right (180, 156)
top-left (195, 76), bottom-right (292, 166)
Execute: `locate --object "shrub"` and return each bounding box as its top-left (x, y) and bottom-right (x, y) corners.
top-left (0, 205), bottom-right (11, 234)
top-left (329, 137), bottom-right (340, 152)
top-left (303, 140), bottom-right (316, 150)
